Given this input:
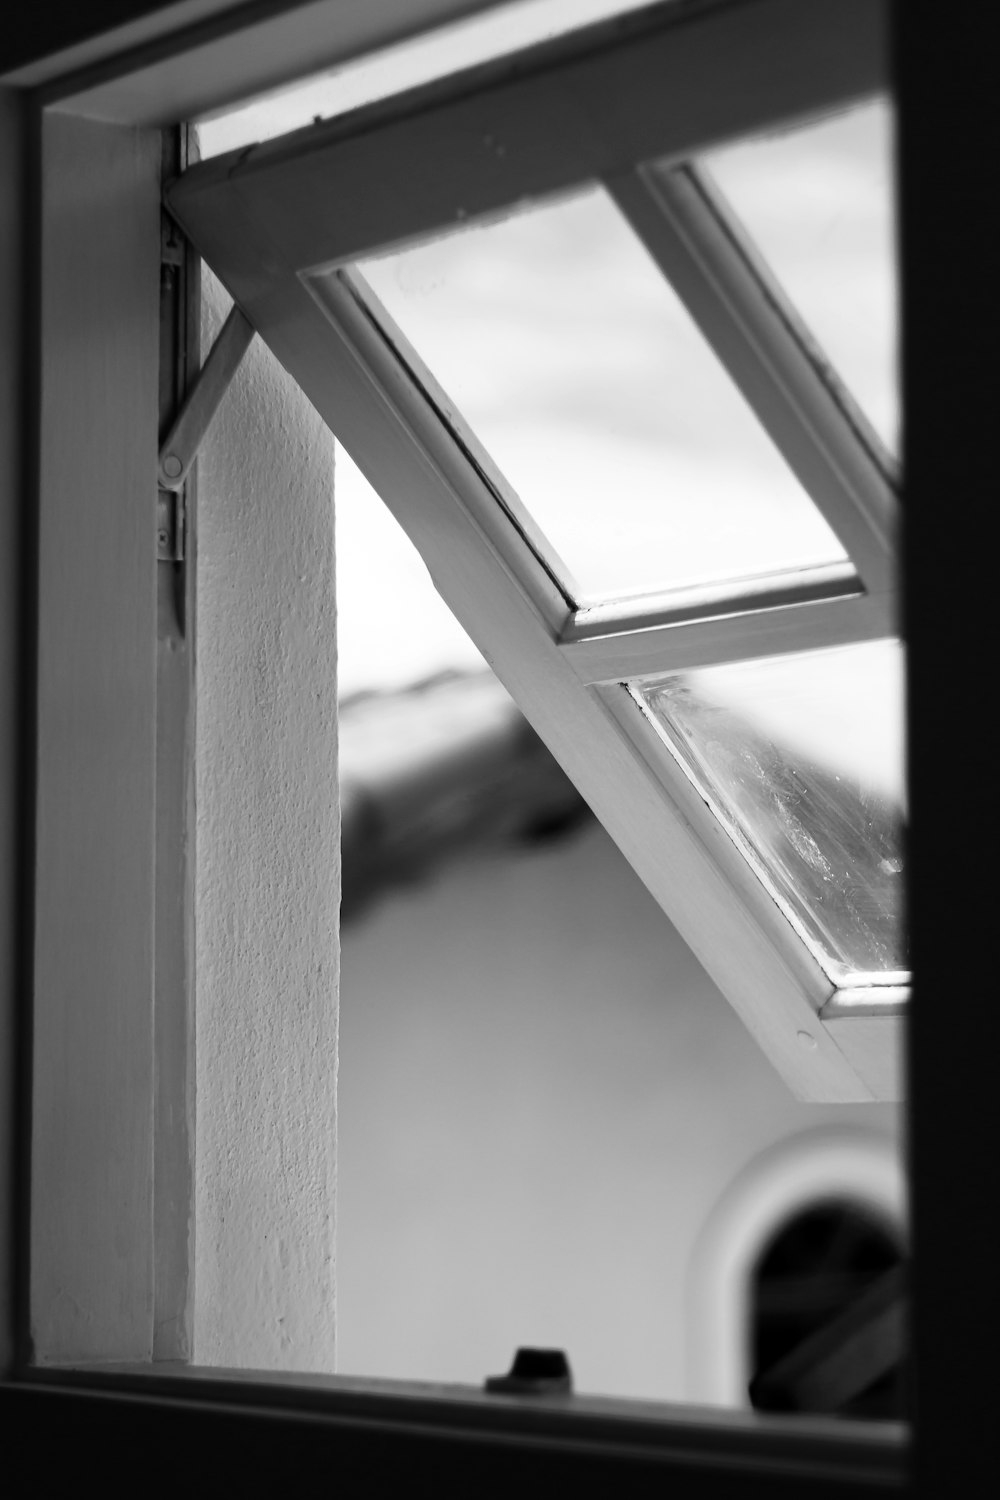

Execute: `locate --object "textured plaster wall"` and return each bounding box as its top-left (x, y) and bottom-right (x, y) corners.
top-left (194, 269), bottom-right (339, 1368)
top-left (337, 819), bottom-right (901, 1402)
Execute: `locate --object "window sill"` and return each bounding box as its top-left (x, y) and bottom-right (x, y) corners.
top-left (12, 1361), bottom-right (907, 1489)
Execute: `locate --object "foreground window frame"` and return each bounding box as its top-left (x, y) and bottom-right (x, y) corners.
top-left (167, 0), bottom-right (902, 1103)
top-left (9, 0), bottom-right (910, 1491)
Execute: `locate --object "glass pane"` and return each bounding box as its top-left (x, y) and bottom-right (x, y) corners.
top-left (634, 640), bottom-right (906, 984)
top-left (198, 0), bottom-right (656, 159)
top-left (357, 187), bottom-right (846, 607)
top-left (705, 99), bottom-right (898, 456)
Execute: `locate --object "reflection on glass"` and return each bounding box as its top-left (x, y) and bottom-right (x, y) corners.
top-left (358, 187), bottom-right (846, 607)
top-left (705, 99), bottom-right (898, 456)
top-left (634, 640), bottom-right (906, 984)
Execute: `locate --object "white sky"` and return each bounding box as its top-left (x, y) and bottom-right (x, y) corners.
top-left (198, 3), bottom-right (899, 789)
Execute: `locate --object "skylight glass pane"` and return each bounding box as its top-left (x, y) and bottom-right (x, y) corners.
top-left (633, 640), bottom-right (906, 985)
top-left (358, 187), bottom-right (846, 607)
top-left (705, 99), bottom-right (898, 456)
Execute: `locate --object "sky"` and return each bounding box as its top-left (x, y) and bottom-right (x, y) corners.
top-left (196, 0), bottom-right (899, 796)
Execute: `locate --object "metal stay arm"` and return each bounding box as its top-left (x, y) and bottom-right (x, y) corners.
top-left (157, 302), bottom-right (254, 492)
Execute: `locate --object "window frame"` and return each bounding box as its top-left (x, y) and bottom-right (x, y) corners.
top-left (165, 0), bottom-right (902, 1101)
top-left (3, 0), bottom-right (921, 1490)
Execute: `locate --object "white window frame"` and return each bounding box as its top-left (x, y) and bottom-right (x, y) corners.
top-left (5, 0), bottom-right (910, 1488)
top-left (165, 0), bottom-right (903, 1102)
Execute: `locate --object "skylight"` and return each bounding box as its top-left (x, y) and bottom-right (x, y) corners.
top-left (169, 0), bottom-right (904, 1095)
top-left (340, 91), bottom-right (905, 989)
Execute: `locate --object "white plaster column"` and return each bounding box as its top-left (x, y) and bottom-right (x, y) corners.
top-left (194, 268), bottom-right (339, 1369)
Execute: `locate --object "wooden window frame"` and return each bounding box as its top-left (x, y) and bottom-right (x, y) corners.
top-left (2, 0), bottom-right (927, 1491)
top-left (166, 0), bottom-right (902, 1102)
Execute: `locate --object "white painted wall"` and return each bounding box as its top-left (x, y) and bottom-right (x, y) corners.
top-left (194, 270), bottom-right (340, 1369)
top-left (336, 818), bottom-right (901, 1403)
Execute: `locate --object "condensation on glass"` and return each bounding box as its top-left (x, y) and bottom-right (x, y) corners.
top-left (356, 185), bottom-right (845, 607)
top-left (704, 98), bottom-right (899, 457)
top-left (633, 640), bottom-right (907, 986)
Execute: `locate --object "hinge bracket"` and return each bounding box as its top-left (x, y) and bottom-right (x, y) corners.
top-left (157, 487), bottom-right (185, 562)
top-left (157, 301), bottom-right (255, 493)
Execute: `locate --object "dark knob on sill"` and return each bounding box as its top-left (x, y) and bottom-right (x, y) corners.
top-left (484, 1346), bottom-right (573, 1395)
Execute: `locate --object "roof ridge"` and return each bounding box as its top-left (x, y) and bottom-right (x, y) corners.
top-left (339, 664), bottom-right (501, 715)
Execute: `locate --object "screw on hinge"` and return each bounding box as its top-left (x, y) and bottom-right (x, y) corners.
top-left (484, 1347), bottom-right (573, 1396)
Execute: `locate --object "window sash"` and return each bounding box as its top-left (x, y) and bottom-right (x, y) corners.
top-left (166, 0), bottom-right (902, 1100)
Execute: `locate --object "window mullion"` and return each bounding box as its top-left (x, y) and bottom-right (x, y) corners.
top-left (560, 588), bottom-right (893, 684)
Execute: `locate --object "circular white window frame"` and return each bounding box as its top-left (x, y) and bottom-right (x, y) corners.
top-left (684, 1125), bottom-right (906, 1408)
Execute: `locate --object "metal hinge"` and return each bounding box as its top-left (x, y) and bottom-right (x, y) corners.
top-left (157, 487), bottom-right (185, 562)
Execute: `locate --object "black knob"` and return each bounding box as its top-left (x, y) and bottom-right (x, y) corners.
top-left (484, 1346), bottom-right (573, 1395)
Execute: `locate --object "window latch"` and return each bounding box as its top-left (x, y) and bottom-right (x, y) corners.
top-left (157, 302), bottom-right (255, 493)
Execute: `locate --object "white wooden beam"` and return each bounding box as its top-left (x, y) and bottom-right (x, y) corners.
top-left (821, 1016), bottom-right (904, 1103)
top-left (32, 113), bottom-right (161, 1362)
top-left (167, 0), bottom-right (888, 269)
top-left (561, 590), bottom-right (895, 684)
